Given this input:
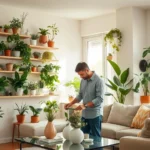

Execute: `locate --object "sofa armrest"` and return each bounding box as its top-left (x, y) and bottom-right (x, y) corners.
top-left (120, 136), bottom-right (150, 150)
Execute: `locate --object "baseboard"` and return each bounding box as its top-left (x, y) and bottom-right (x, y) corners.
top-left (0, 137), bottom-right (12, 144)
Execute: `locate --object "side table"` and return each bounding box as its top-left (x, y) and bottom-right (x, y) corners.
top-left (12, 122), bottom-right (21, 142)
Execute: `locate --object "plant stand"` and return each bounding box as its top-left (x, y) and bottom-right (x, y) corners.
top-left (12, 122), bottom-right (20, 143)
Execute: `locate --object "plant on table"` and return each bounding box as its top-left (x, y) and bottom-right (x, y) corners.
top-left (10, 18), bottom-right (22, 34)
top-left (14, 103), bottom-right (28, 123)
top-left (0, 107), bottom-right (4, 118)
top-left (3, 24), bottom-right (11, 33)
top-left (38, 28), bottom-right (49, 44)
top-left (0, 76), bottom-right (9, 96)
top-left (29, 106), bottom-right (42, 123)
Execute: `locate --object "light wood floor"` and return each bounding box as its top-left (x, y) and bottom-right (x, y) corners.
top-left (0, 142), bottom-right (32, 150)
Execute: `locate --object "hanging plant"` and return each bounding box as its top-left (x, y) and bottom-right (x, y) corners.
top-left (42, 51), bottom-right (55, 63)
top-left (104, 28), bottom-right (122, 52)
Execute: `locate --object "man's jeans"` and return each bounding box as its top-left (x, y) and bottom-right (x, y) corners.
top-left (81, 115), bottom-right (102, 137)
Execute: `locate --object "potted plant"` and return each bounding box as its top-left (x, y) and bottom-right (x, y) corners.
top-left (38, 28), bottom-right (49, 44)
top-left (10, 18), bottom-right (22, 34)
top-left (47, 23), bottom-right (59, 47)
top-left (14, 103), bottom-right (28, 123)
top-left (0, 76), bottom-right (9, 96)
top-left (0, 41), bottom-right (7, 56)
top-left (31, 65), bottom-right (37, 72)
top-left (13, 64), bottom-right (20, 71)
top-left (3, 25), bottom-right (11, 33)
top-left (19, 64), bottom-right (31, 73)
top-left (29, 106), bottom-right (42, 123)
top-left (105, 60), bottom-right (135, 104)
top-left (49, 85), bottom-right (57, 95)
top-left (107, 53), bottom-right (113, 60)
top-left (104, 28), bottom-right (122, 52)
top-left (0, 26), bottom-right (2, 32)
top-left (0, 107), bottom-right (4, 118)
top-left (33, 52), bottom-right (41, 59)
top-left (69, 112), bottom-right (85, 144)
top-left (30, 34), bottom-right (39, 46)
top-left (37, 80), bottom-right (45, 95)
top-left (42, 51), bottom-right (55, 63)
top-left (42, 100), bottom-right (59, 139)
top-left (37, 65), bottom-right (43, 72)
top-left (28, 82), bottom-right (38, 96)
top-left (7, 71), bottom-right (28, 96)
top-left (6, 63), bottom-right (14, 71)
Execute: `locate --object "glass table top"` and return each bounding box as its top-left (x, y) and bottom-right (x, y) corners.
top-left (15, 134), bottom-right (120, 150)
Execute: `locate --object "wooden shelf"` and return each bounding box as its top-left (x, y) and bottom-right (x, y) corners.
top-left (0, 94), bottom-right (58, 98)
top-left (0, 32), bottom-right (30, 39)
top-left (0, 56), bottom-right (58, 62)
top-left (30, 45), bottom-right (58, 50)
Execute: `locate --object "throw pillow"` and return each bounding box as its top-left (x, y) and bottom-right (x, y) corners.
top-left (131, 105), bottom-right (150, 129)
top-left (138, 118), bottom-right (150, 138)
top-left (107, 102), bottom-right (139, 127)
top-left (102, 104), bottom-right (112, 122)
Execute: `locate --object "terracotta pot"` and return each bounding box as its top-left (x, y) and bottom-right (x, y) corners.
top-left (31, 116), bottom-right (39, 123)
top-left (4, 29), bottom-right (9, 33)
top-left (12, 28), bottom-right (19, 34)
top-left (16, 115), bottom-right (25, 123)
top-left (140, 96), bottom-right (150, 104)
top-left (44, 122), bottom-right (57, 139)
top-left (6, 63), bottom-right (13, 71)
top-left (39, 35), bottom-right (48, 44)
top-left (0, 28), bottom-right (2, 32)
top-left (107, 55), bottom-right (113, 60)
top-left (31, 67), bottom-right (37, 72)
top-left (5, 50), bottom-right (11, 56)
top-left (48, 40), bottom-right (55, 47)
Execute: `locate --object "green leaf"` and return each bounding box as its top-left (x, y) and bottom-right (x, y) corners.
top-left (125, 79), bottom-right (133, 86)
top-left (142, 48), bottom-right (150, 58)
top-left (119, 87), bottom-right (132, 95)
top-left (107, 79), bottom-right (117, 91)
top-left (106, 84), bottom-right (117, 91)
top-left (133, 82), bottom-right (140, 93)
top-left (113, 76), bottom-right (121, 86)
top-left (105, 92), bottom-right (113, 96)
top-left (108, 60), bottom-right (121, 76)
top-left (15, 72), bottom-right (20, 81)
top-left (120, 68), bottom-right (129, 84)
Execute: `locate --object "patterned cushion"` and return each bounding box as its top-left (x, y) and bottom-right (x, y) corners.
top-left (131, 105), bottom-right (150, 129)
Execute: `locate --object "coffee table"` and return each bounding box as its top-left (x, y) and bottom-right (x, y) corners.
top-left (15, 135), bottom-right (119, 150)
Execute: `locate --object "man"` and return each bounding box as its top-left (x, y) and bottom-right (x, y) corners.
top-left (65, 62), bottom-right (104, 137)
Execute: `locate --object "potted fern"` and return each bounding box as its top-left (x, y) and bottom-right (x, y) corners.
top-left (38, 28), bottom-right (49, 44)
top-left (29, 106), bottom-right (42, 123)
top-left (10, 18), bottom-right (22, 34)
top-left (47, 23), bottom-right (59, 47)
top-left (30, 34), bottom-right (39, 46)
top-left (14, 103), bottom-right (28, 123)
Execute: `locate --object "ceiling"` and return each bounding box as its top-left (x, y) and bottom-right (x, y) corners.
top-left (0, 0), bottom-right (150, 20)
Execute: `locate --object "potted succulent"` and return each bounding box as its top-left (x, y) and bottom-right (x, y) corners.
top-left (7, 71), bottom-right (28, 96)
top-left (0, 41), bottom-right (7, 56)
top-left (6, 63), bottom-right (14, 71)
top-left (28, 82), bottom-right (38, 96)
top-left (42, 100), bottom-right (59, 139)
top-left (14, 103), bottom-right (28, 123)
top-left (29, 106), bottom-right (42, 123)
top-left (0, 107), bottom-right (4, 118)
top-left (42, 51), bottom-right (55, 63)
top-left (33, 52), bottom-right (41, 59)
top-left (3, 25), bottom-right (11, 33)
top-left (47, 23), bottom-right (59, 47)
top-left (37, 65), bottom-right (43, 72)
top-left (0, 76), bottom-right (9, 96)
top-left (104, 28), bottom-right (122, 52)
top-left (0, 26), bottom-right (2, 32)
top-left (37, 80), bottom-right (45, 95)
top-left (31, 65), bottom-right (37, 72)
top-left (38, 28), bottom-right (49, 44)
top-left (30, 34), bottom-right (39, 46)
top-left (107, 53), bottom-right (113, 60)
top-left (10, 18), bottom-right (22, 34)
top-left (13, 64), bottom-right (20, 71)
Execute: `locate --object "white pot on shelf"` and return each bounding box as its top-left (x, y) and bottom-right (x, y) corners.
top-left (30, 40), bottom-right (37, 46)
top-left (63, 124), bottom-right (73, 140)
top-left (12, 51), bottom-right (20, 57)
top-left (16, 88), bottom-right (23, 96)
top-left (37, 66), bottom-right (43, 72)
top-left (69, 128), bottom-right (84, 144)
top-left (30, 90), bottom-right (36, 96)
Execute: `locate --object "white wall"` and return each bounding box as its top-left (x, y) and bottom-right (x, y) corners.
top-left (80, 13), bottom-right (116, 37)
top-left (0, 5), bottom-right (82, 143)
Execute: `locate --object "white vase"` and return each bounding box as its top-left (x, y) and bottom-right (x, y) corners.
top-left (37, 66), bottom-right (43, 72)
top-left (12, 51), bottom-right (20, 57)
top-left (63, 140), bottom-right (72, 150)
top-left (63, 124), bottom-right (73, 140)
top-left (16, 88), bottom-right (23, 96)
top-left (69, 128), bottom-right (84, 144)
top-left (69, 144), bottom-right (84, 150)
top-left (30, 40), bottom-right (37, 46)
top-left (30, 90), bottom-right (36, 96)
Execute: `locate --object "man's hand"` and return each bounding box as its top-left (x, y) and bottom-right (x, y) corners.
top-left (86, 102), bottom-right (94, 108)
top-left (75, 104), bottom-right (85, 110)
top-left (64, 102), bottom-right (73, 110)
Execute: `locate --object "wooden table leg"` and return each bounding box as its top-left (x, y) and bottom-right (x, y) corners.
top-left (18, 124), bottom-right (20, 138)
top-left (20, 142), bottom-right (22, 150)
top-left (12, 124), bottom-right (15, 143)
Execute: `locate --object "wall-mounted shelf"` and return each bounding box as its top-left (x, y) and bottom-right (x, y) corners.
top-left (30, 45), bottom-right (58, 50)
top-left (0, 32), bottom-right (30, 39)
top-left (0, 56), bottom-right (58, 62)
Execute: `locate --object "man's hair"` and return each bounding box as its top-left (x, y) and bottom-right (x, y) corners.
top-left (75, 62), bottom-right (90, 72)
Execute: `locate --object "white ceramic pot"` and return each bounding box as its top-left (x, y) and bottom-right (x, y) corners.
top-left (16, 88), bottom-right (23, 96)
top-left (63, 124), bottom-right (73, 140)
top-left (69, 144), bottom-right (84, 150)
top-left (69, 128), bottom-right (84, 144)
top-left (37, 66), bottom-right (43, 72)
top-left (12, 51), bottom-right (20, 57)
top-left (63, 140), bottom-right (72, 150)
top-left (30, 40), bottom-right (37, 46)
top-left (30, 90), bottom-right (36, 96)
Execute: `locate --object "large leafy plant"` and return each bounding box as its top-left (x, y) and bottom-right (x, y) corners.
top-left (14, 103), bottom-right (28, 115)
top-left (0, 107), bottom-right (4, 118)
top-left (42, 100), bottom-right (59, 122)
top-left (29, 106), bottom-right (42, 116)
top-left (10, 18), bottom-right (22, 28)
top-left (0, 76), bottom-right (9, 92)
top-left (7, 71), bottom-right (28, 91)
top-left (105, 60), bottom-right (134, 104)
top-left (48, 23), bottom-right (59, 41)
